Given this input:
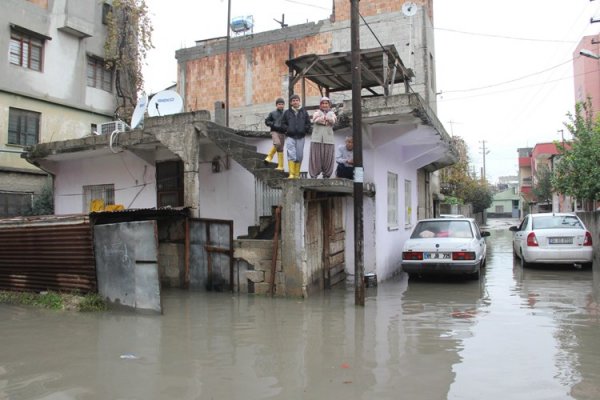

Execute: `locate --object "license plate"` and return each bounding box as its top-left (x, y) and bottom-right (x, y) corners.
top-left (548, 237), bottom-right (573, 244)
top-left (424, 252), bottom-right (451, 260)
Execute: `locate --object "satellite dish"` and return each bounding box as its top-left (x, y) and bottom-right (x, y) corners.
top-left (130, 93), bottom-right (148, 129)
top-left (148, 90), bottom-right (183, 117)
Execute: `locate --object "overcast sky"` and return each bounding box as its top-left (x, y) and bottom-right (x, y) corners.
top-left (143, 0), bottom-right (600, 183)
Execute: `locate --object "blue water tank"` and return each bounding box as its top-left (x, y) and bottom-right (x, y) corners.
top-left (230, 16), bottom-right (253, 33)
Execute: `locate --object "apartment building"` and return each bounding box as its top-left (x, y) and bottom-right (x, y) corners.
top-left (0, 0), bottom-right (117, 216)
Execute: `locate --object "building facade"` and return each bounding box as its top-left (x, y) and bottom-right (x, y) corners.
top-left (0, 0), bottom-right (117, 216)
top-left (573, 34), bottom-right (600, 118)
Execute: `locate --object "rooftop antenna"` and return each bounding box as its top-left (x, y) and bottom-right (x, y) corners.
top-left (274, 14), bottom-right (287, 28)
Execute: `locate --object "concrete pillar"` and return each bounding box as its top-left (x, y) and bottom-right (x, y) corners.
top-left (214, 101), bottom-right (225, 126)
top-left (280, 181), bottom-right (305, 297)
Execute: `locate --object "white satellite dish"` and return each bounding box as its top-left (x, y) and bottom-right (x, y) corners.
top-left (148, 90), bottom-right (183, 117)
top-left (130, 93), bottom-right (148, 129)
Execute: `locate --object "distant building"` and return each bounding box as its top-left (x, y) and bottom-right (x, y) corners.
top-left (0, 0), bottom-right (117, 216)
top-left (486, 187), bottom-right (520, 218)
top-left (517, 143), bottom-right (574, 215)
top-left (573, 34), bottom-right (600, 118)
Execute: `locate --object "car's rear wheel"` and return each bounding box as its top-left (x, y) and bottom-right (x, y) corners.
top-left (469, 263), bottom-right (481, 280)
top-left (520, 250), bottom-right (530, 268)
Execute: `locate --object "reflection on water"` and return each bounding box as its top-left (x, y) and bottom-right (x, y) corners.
top-left (1, 221), bottom-right (599, 400)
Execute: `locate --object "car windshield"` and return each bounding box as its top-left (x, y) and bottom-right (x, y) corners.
top-left (411, 220), bottom-right (473, 239)
top-left (531, 215), bottom-right (583, 230)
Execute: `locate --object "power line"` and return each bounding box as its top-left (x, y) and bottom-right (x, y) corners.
top-left (434, 27), bottom-right (578, 43)
top-left (438, 67), bottom-right (600, 103)
top-left (282, 0), bottom-right (330, 11)
top-left (441, 58), bottom-right (574, 93)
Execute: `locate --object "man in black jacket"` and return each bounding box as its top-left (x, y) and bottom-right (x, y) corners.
top-left (264, 97), bottom-right (286, 171)
top-left (282, 94), bottom-right (312, 179)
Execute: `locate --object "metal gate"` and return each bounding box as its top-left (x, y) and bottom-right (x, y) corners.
top-left (188, 218), bottom-right (233, 291)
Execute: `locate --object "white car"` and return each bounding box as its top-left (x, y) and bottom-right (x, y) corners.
top-left (509, 213), bottom-right (593, 268)
top-left (402, 218), bottom-right (490, 279)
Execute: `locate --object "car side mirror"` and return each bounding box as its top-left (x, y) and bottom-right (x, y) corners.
top-left (509, 226), bottom-right (518, 232)
top-left (481, 231), bottom-right (491, 237)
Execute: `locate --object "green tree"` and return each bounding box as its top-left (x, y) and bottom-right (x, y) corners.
top-left (552, 99), bottom-right (600, 210)
top-left (104, 0), bottom-right (153, 121)
top-left (439, 136), bottom-right (471, 197)
top-left (28, 182), bottom-right (54, 216)
top-left (440, 136), bottom-right (493, 213)
top-left (462, 181), bottom-right (493, 213)
top-left (532, 164), bottom-right (553, 205)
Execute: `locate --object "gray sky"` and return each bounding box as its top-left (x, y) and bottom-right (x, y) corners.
top-left (143, 0), bottom-right (600, 183)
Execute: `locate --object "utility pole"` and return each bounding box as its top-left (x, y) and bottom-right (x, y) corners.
top-left (479, 140), bottom-right (490, 182)
top-left (350, 0), bottom-right (365, 306)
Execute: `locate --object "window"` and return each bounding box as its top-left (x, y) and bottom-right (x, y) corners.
top-left (0, 191), bottom-right (32, 217)
top-left (387, 172), bottom-right (398, 229)
top-left (8, 108), bottom-right (40, 146)
top-left (9, 28), bottom-right (44, 71)
top-left (87, 56), bottom-right (113, 92)
top-left (83, 184), bottom-right (115, 212)
top-left (404, 179), bottom-right (412, 227)
top-left (156, 161), bottom-right (184, 207)
top-left (102, 3), bottom-right (113, 25)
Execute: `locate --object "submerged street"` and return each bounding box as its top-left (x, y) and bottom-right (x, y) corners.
top-left (1, 219), bottom-right (599, 399)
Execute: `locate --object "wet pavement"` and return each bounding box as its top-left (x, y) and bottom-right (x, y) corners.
top-left (1, 218), bottom-right (599, 399)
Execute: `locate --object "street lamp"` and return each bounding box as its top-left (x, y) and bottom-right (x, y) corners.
top-left (580, 48), bottom-right (600, 60)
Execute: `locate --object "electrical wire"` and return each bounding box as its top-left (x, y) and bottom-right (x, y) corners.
top-left (434, 27), bottom-right (578, 44)
top-left (440, 58), bottom-right (574, 93)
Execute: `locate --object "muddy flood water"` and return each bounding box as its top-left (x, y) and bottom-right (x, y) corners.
top-left (1, 222), bottom-right (600, 399)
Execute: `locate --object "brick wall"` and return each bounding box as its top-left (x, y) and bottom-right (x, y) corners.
top-left (185, 33), bottom-right (332, 113)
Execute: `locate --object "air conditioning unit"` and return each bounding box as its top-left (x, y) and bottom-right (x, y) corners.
top-left (99, 121), bottom-right (128, 136)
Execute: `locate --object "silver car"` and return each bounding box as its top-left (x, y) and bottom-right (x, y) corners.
top-left (402, 218), bottom-right (490, 279)
top-left (509, 213), bottom-right (593, 268)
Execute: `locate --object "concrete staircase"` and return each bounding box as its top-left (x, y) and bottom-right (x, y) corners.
top-left (204, 125), bottom-right (283, 239)
top-left (204, 125), bottom-right (287, 185)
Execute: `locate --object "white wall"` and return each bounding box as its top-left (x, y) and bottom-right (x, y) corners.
top-left (371, 143), bottom-right (416, 280)
top-left (198, 160), bottom-right (257, 239)
top-left (54, 152), bottom-right (156, 214)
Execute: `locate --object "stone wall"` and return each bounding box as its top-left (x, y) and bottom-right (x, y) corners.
top-left (234, 239), bottom-right (283, 295)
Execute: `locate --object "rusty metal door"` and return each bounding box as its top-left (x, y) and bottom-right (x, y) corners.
top-left (188, 218), bottom-right (233, 291)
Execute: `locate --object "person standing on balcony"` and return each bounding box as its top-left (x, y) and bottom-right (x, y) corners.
top-left (282, 94), bottom-right (312, 179)
top-left (309, 97), bottom-right (337, 179)
top-left (264, 97), bottom-right (286, 171)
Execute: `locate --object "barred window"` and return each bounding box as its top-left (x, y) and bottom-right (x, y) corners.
top-left (83, 184), bottom-right (115, 212)
top-left (9, 29), bottom-right (44, 71)
top-left (0, 192), bottom-right (32, 217)
top-left (8, 108), bottom-right (40, 146)
top-left (87, 56), bottom-right (113, 92)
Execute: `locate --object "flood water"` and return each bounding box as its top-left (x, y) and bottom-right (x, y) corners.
top-left (1, 219), bottom-right (600, 399)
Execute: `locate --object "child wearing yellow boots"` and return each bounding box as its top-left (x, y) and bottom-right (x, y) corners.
top-left (264, 97), bottom-right (286, 171)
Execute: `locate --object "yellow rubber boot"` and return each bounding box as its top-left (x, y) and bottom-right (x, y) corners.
top-left (293, 162), bottom-right (301, 179)
top-left (288, 161), bottom-right (295, 179)
top-left (264, 146), bottom-right (276, 164)
top-left (276, 152), bottom-right (284, 171)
